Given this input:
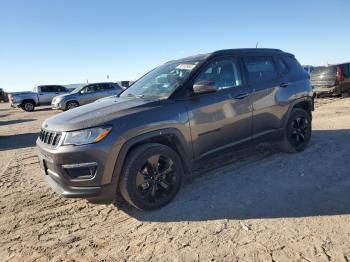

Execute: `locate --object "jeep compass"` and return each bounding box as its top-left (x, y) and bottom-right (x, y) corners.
top-left (37, 48), bottom-right (313, 210)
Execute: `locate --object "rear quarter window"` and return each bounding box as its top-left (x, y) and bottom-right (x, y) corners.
top-left (283, 56), bottom-right (309, 80)
top-left (243, 56), bottom-right (278, 84)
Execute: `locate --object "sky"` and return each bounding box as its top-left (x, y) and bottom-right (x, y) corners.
top-left (1, 0), bottom-right (349, 92)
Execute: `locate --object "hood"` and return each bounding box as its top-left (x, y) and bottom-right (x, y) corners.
top-left (43, 96), bottom-right (160, 132)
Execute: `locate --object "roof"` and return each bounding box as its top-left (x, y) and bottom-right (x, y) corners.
top-left (212, 48), bottom-right (282, 55)
top-left (168, 48), bottom-right (288, 64)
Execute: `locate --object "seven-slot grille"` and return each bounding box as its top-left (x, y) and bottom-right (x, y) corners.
top-left (39, 129), bottom-right (62, 146)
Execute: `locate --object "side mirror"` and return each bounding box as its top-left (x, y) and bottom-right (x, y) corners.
top-left (193, 81), bottom-right (217, 94)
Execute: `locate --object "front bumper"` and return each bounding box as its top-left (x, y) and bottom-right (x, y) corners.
top-left (51, 101), bottom-right (64, 110)
top-left (37, 137), bottom-right (122, 202)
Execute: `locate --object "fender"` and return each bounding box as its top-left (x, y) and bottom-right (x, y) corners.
top-left (111, 128), bottom-right (193, 189)
top-left (281, 96), bottom-right (313, 128)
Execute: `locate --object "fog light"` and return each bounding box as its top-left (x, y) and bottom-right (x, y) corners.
top-left (62, 162), bottom-right (97, 180)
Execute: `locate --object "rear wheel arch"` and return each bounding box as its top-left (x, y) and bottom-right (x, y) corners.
top-left (282, 97), bottom-right (313, 127)
top-left (292, 100), bottom-right (313, 116)
top-left (21, 99), bottom-right (36, 112)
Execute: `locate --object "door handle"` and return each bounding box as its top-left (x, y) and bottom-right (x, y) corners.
top-left (280, 82), bottom-right (290, 88)
top-left (233, 93), bottom-right (250, 100)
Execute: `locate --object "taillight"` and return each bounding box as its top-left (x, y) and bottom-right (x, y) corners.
top-left (336, 65), bottom-right (342, 81)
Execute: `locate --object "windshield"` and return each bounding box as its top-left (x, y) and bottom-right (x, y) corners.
top-left (72, 86), bottom-right (84, 93)
top-left (120, 60), bottom-right (200, 99)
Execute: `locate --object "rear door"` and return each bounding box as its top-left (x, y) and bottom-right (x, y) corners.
top-left (185, 56), bottom-right (253, 159)
top-left (100, 83), bottom-right (120, 97)
top-left (243, 55), bottom-right (283, 138)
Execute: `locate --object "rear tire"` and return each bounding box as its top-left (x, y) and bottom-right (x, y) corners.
top-left (66, 101), bottom-right (79, 110)
top-left (21, 100), bottom-right (35, 112)
top-left (279, 108), bottom-right (312, 153)
top-left (119, 143), bottom-right (183, 211)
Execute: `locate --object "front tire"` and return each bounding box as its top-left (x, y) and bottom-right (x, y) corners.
top-left (279, 108), bottom-right (312, 153)
top-left (65, 101), bottom-right (79, 110)
top-left (119, 143), bottom-right (183, 211)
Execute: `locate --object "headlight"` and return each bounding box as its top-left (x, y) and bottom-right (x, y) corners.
top-left (63, 126), bottom-right (112, 146)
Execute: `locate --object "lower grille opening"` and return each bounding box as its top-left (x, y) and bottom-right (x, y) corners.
top-left (63, 163), bottom-right (97, 180)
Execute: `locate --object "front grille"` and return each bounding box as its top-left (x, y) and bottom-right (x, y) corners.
top-left (39, 129), bottom-right (62, 146)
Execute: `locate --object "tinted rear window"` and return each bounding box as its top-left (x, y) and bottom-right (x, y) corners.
top-left (244, 56), bottom-right (278, 83)
top-left (311, 66), bottom-right (336, 75)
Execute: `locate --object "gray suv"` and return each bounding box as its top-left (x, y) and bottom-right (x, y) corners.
top-left (51, 82), bottom-right (123, 110)
top-left (37, 49), bottom-right (313, 210)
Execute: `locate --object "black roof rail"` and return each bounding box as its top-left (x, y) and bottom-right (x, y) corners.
top-left (212, 48), bottom-right (283, 55)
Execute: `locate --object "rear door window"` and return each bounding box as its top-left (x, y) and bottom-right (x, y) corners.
top-left (103, 84), bottom-right (114, 90)
top-left (49, 86), bottom-right (60, 92)
top-left (276, 57), bottom-right (289, 74)
top-left (243, 56), bottom-right (278, 84)
top-left (40, 86), bottom-right (50, 92)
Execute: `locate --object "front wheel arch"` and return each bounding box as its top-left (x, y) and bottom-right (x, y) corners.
top-left (65, 100), bottom-right (79, 110)
top-left (111, 129), bottom-right (193, 193)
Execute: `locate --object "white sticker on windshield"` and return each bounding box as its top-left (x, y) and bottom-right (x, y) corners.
top-left (176, 64), bottom-right (196, 70)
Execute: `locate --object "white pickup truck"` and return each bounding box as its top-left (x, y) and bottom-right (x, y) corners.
top-left (9, 85), bottom-right (69, 112)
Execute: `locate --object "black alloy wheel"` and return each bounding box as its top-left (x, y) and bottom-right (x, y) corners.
top-left (135, 154), bottom-right (177, 203)
top-left (280, 108), bottom-right (312, 153)
top-left (120, 143), bottom-right (183, 210)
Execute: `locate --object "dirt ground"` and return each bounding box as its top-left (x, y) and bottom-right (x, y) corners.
top-left (1, 98), bottom-right (350, 262)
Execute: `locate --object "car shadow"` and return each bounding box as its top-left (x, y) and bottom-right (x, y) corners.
top-left (0, 133), bottom-right (38, 151)
top-left (116, 129), bottom-right (350, 221)
top-left (34, 107), bottom-right (53, 112)
top-left (0, 119), bottom-right (35, 126)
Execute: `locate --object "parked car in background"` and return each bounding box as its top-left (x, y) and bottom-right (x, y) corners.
top-left (37, 48), bottom-right (313, 211)
top-left (9, 85), bottom-right (69, 111)
top-left (51, 82), bottom-right (123, 110)
top-left (0, 88), bottom-right (8, 102)
top-left (311, 63), bottom-right (350, 96)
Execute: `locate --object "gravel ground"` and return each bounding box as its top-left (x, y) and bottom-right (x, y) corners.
top-left (1, 98), bottom-right (350, 261)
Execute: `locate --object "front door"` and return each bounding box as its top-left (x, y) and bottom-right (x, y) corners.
top-left (184, 57), bottom-right (253, 159)
top-left (79, 84), bottom-right (98, 105)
